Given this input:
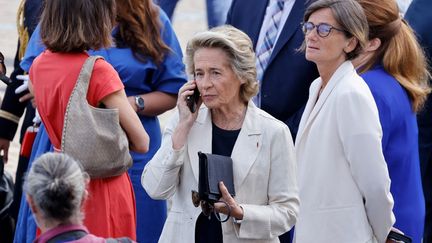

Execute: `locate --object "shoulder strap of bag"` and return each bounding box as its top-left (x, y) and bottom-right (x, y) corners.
top-left (60, 55), bottom-right (103, 152)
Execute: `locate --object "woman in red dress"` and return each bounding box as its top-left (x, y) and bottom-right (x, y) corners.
top-left (28, 0), bottom-right (149, 240)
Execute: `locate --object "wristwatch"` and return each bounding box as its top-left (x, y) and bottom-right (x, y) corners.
top-left (134, 96), bottom-right (145, 112)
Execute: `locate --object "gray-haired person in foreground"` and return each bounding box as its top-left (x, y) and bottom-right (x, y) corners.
top-left (25, 152), bottom-right (134, 243)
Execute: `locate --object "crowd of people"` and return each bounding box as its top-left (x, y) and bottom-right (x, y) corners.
top-left (0, 0), bottom-right (431, 242)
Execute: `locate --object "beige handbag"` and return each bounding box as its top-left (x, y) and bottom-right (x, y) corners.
top-left (61, 56), bottom-right (132, 178)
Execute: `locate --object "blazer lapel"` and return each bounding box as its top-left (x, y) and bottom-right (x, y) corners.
top-left (296, 61), bottom-right (353, 144)
top-left (295, 78), bottom-right (321, 144)
top-left (268, 0), bottom-right (305, 65)
top-left (187, 107), bottom-right (212, 182)
top-left (231, 102), bottom-right (262, 189)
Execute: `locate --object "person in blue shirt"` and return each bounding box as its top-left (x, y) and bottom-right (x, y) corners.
top-left (353, 0), bottom-right (431, 242)
top-left (14, 1), bottom-right (187, 243)
top-left (405, 0), bottom-right (432, 241)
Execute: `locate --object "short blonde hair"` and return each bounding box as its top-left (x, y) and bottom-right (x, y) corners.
top-left (185, 25), bottom-right (259, 103)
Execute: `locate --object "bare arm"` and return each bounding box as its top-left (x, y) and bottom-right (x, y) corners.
top-left (101, 89), bottom-right (149, 153)
top-left (128, 91), bottom-right (177, 117)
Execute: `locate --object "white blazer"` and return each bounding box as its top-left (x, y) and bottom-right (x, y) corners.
top-left (294, 61), bottom-right (395, 243)
top-left (142, 102), bottom-right (299, 243)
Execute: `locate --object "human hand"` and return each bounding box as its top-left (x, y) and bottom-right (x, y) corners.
top-left (15, 75), bottom-right (34, 104)
top-left (177, 80), bottom-right (202, 126)
top-left (214, 181), bottom-right (243, 220)
top-left (0, 138), bottom-right (10, 163)
top-left (15, 74), bottom-right (29, 94)
top-left (15, 75), bottom-right (36, 107)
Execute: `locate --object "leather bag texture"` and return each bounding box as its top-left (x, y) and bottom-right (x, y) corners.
top-left (198, 151), bottom-right (235, 203)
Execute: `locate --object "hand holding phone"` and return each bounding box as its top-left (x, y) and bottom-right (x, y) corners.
top-left (186, 86), bottom-right (200, 113)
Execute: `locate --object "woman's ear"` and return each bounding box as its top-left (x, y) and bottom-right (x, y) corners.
top-left (26, 195), bottom-right (38, 214)
top-left (365, 38), bottom-right (381, 52)
top-left (344, 37), bottom-right (358, 54)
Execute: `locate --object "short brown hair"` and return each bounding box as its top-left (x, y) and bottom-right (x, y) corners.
top-left (40, 0), bottom-right (116, 52)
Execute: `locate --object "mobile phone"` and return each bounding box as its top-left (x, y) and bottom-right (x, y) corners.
top-left (0, 73), bottom-right (13, 85)
top-left (387, 230), bottom-right (412, 243)
top-left (186, 86), bottom-right (200, 113)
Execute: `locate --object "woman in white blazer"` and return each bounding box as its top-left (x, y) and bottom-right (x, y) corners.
top-left (294, 0), bottom-right (395, 243)
top-left (141, 25), bottom-right (299, 243)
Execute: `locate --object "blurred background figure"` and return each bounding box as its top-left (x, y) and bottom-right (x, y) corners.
top-left (405, 0), bottom-right (432, 242)
top-left (0, 50), bottom-right (15, 243)
top-left (295, 0), bottom-right (395, 242)
top-left (155, 0), bottom-right (232, 28)
top-left (353, 0), bottom-right (431, 242)
top-left (0, 1), bottom-right (42, 238)
top-left (25, 152), bottom-right (134, 243)
top-left (142, 25), bottom-right (299, 243)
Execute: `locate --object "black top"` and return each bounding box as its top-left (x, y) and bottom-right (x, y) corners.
top-left (195, 123), bottom-right (241, 243)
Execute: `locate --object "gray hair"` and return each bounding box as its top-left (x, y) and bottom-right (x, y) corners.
top-left (185, 25), bottom-right (259, 103)
top-left (24, 152), bottom-right (88, 223)
top-left (304, 0), bottom-right (369, 60)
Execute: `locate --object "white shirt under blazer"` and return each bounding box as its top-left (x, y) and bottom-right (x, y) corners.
top-left (294, 61), bottom-right (395, 243)
top-left (142, 101), bottom-right (299, 243)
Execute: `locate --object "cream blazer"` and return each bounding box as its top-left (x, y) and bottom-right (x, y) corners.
top-left (294, 61), bottom-right (395, 243)
top-left (142, 101), bottom-right (299, 243)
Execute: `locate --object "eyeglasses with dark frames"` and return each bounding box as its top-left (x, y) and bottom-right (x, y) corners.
top-left (191, 190), bottom-right (231, 222)
top-left (301, 22), bottom-right (347, 38)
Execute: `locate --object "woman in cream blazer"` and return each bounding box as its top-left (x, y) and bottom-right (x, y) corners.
top-left (294, 1), bottom-right (394, 243)
top-left (142, 26), bottom-right (299, 243)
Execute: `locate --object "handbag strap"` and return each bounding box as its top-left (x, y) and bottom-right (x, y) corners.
top-left (60, 55), bottom-right (103, 152)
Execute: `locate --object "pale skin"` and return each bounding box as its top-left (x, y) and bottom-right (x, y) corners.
top-left (304, 8), bottom-right (357, 89)
top-left (172, 47), bottom-right (246, 220)
top-left (127, 91), bottom-right (177, 117)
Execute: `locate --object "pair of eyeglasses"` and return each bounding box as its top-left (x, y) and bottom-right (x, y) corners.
top-left (301, 22), bottom-right (347, 38)
top-left (191, 190), bottom-right (231, 222)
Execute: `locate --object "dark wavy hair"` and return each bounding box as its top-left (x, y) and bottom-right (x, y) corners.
top-left (114, 0), bottom-right (170, 65)
top-left (40, 0), bottom-right (116, 52)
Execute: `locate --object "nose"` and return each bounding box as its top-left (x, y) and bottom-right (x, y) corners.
top-left (197, 73), bottom-right (213, 89)
top-left (305, 27), bottom-right (318, 41)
